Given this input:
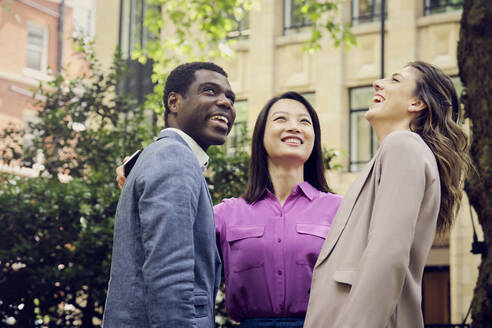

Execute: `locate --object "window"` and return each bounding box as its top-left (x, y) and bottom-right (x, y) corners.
top-left (349, 86), bottom-right (378, 172)
top-left (227, 8), bottom-right (250, 40)
top-left (26, 22), bottom-right (48, 72)
top-left (283, 0), bottom-right (313, 35)
top-left (226, 100), bottom-right (248, 153)
top-left (73, 0), bottom-right (95, 38)
top-left (424, 0), bottom-right (463, 16)
top-left (120, 0), bottom-right (153, 60)
top-left (119, 0), bottom-right (156, 104)
top-left (351, 0), bottom-right (387, 26)
top-left (302, 92), bottom-right (316, 108)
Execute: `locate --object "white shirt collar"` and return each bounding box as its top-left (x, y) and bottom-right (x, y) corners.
top-left (163, 128), bottom-right (209, 172)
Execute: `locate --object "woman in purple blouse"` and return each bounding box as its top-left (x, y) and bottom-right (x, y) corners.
top-left (214, 91), bottom-right (342, 327)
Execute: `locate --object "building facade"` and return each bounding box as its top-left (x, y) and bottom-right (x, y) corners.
top-left (94, 0), bottom-right (481, 324)
top-left (0, 0), bottom-right (94, 129)
top-left (0, 0), bottom-right (94, 176)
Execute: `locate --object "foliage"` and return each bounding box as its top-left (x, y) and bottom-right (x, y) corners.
top-left (136, 0), bottom-right (258, 114)
top-left (295, 0), bottom-right (357, 53)
top-left (0, 174), bottom-right (118, 328)
top-left (215, 284), bottom-right (239, 328)
top-left (207, 127), bottom-right (251, 205)
top-left (322, 146), bottom-right (343, 171)
top-left (137, 0), bottom-right (355, 113)
top-left (457, 0), bottom-right (492, 325)
top-left (1, 0), bottom-right (20, 21)
top-left (0, 40), bottom-right (152, 327)
top-left (1, 40), bottom-right (153, 177)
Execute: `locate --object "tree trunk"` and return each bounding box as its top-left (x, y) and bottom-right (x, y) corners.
top-left (457, 1), bottom-right (492, 327)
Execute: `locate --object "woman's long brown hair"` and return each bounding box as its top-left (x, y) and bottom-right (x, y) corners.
top-left (408, 61), bottom-right (472, 232)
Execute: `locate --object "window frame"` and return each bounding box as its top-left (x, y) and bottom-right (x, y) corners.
top-left (119, 0), bottom-right (148, 60)
top-left (225, 99), bottom-right (248, 154)
top-left (351, 0), bottom-right (387, 26)
top-left (72, 0), bottom-right (95, 38)
top-left (423, 0), bottom-right (463, 16)
top-left (227, 8), bottom-right (250, 40)
top-left (301, 91), bottom-right (316, 109)
top-left (348, 85), bottom-right (378, 172)
top-left (283, 0), bottom-right (313, 35)
top-left (118, 0), bottom-right (156, 104)
top-left (25, 21), bottom-right (49, 73)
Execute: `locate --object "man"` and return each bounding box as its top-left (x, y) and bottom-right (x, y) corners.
top-left (103, 62), bottom-right (236, 328)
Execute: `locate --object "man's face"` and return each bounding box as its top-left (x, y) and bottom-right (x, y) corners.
top-left (173, 70), bottom-right (236, 150)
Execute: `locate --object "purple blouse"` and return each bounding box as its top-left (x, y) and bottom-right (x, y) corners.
top-left (214, 182), bottom-right (342, 321)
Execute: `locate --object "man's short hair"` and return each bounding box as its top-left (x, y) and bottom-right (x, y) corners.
top-left (163, 62), bottom-right (228, 125)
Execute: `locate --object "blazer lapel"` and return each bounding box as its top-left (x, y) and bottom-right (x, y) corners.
top-left (315, 156), bottom-right (376, 269)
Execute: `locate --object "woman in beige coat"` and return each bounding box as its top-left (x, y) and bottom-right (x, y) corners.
top-left (304, 61), bottom-right (471, 328)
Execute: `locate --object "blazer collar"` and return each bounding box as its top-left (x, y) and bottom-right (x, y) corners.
top-left (156, 128), bottom-right (209, 172)
top-left (315, 156), bottom-right (376, 269)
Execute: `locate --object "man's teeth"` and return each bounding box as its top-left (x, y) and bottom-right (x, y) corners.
top-left (373, 95), bottom-right (384, 103)
top-left (283, 138), bottom-right (301, 144)
top-left (210, 115), bottom-right (228, 124)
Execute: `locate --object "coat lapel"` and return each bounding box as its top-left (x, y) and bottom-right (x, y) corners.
top-left (315, 156), bottom-right (376, 269)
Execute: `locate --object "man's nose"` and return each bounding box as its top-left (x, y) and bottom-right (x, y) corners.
top-left (217, 94), bottom-right (233, 110)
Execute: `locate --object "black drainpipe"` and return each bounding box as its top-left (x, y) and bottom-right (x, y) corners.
top-left (380, 0), bottom-right (385, 80)
top-left (57, 0), bottom-right (65, 73)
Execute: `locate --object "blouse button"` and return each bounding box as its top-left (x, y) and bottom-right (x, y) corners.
top-left (277, 238), bottom-right (282, 243)
top-left (278, 270), bottom-right (282, 276)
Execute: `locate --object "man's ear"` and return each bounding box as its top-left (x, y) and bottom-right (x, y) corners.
top-left (408, 98), bottom-right (427, 113)
top-left (167, 92), bottom-right (181, 114)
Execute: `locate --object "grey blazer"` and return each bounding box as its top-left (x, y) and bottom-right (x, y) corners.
top-left (304, 131), bottom-right (440, 328)
top-left (103, 130), bottom-right (222, 328)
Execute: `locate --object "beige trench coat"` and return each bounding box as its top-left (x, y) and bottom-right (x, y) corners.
top-left (304, 131), bottom-right (440, 328)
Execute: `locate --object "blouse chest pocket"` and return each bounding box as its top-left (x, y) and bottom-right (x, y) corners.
top-left (226, 226), bottom-right (265, 273)
top-left (295, 223), bottom-right (330, 266)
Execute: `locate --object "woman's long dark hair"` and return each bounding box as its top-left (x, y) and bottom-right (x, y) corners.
top-left (408, 61), bottom-right (472, 232)
top-left (242, 91), bottom-right (332, 204)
